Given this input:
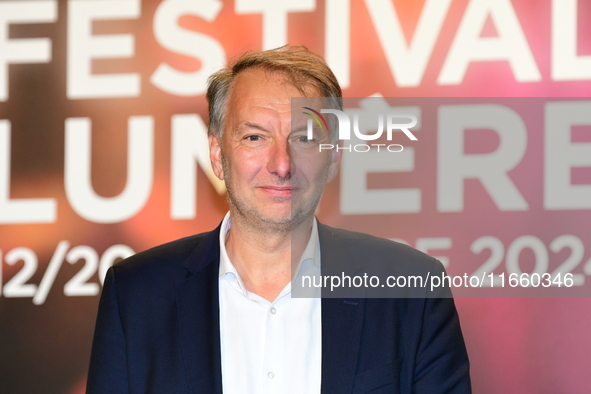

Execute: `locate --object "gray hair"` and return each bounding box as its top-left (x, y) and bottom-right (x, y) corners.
top-left (206, 44), bottom-right (342, 142)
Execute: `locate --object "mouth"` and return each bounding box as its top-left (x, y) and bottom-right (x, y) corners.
top-left (259, 185), bottom-right (298, 197)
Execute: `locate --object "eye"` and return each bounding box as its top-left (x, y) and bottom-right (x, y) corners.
top-left (291, 134), bottom-right (318, 150)
top-left (245, 135), bottom-right (261, 141)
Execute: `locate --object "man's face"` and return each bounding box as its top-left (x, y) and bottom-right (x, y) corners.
top-left (209, 68), bottom-right (341, 231)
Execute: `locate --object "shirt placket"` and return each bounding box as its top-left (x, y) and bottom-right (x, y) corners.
top-left (263, 299), bottom-right (286, 394)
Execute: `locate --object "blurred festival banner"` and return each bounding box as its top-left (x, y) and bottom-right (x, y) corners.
top-left (0, 0), bottom-right (590, 393)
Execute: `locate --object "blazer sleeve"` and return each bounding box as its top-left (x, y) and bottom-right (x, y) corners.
top-left (413, 263), bottom-right (471, 393)
top-left (86, 267), bottom-right (130, 394)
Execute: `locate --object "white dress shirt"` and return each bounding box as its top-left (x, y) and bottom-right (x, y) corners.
top-left (218, 212), bottom-right (322, 394)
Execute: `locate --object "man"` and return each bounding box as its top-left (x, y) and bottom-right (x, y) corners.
top-left (87, 44), bottom-right (470, 393)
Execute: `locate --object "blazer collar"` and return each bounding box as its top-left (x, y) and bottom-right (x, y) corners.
top-left (182, 223), bottom-right (222, 275)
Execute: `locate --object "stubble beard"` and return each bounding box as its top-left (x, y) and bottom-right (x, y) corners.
top-left (221, 152), bottom-right (327, 236)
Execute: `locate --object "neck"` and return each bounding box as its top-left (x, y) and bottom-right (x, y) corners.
top-left (225, 213), bottom-right (314, 302)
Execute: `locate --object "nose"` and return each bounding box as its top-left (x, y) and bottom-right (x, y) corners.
top-left (267, 140), bottom-right (293, 179)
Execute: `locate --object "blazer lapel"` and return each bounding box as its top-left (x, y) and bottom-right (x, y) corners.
top-left (175, 225), bottom-right (223, 394)
top-left (319, 223), bottom-right (366, 393)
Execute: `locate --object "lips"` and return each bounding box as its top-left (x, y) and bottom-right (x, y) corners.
top-left (259, 185), bottom-right (298, 196)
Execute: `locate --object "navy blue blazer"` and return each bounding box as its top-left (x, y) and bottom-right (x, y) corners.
top-left (87, 223), bottom-right (471, 393)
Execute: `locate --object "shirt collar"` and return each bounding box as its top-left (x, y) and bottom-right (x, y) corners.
top-left (218, 211), bottom-right (235, 279)
top-left (218, 212), bottom-right (320, 287)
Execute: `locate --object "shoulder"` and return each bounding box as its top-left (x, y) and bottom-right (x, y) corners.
top-left (318, 223), bottom-right (442, 274)
top-left (317, 223), bottom-right (449, 297)
top-left (116, 232), bottom-right (211, 271)
top-left (109, 229), bottom-right (218, 289)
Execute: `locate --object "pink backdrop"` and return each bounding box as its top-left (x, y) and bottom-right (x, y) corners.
top-left (1, 0), bottom-right (590, 392)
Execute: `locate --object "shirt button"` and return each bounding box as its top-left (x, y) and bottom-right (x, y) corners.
top-left (270, 307), bottom-right (277, 314)
top-left (268, 371), bottom-right (275, 379)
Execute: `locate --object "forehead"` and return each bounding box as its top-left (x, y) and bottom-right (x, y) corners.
top-left (227, 68), bottom-right (323, 115)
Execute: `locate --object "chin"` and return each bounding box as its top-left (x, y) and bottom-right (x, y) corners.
top-left (259, 212), bottom-right (293, 226)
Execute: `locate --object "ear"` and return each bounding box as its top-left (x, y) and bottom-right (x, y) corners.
top-left (326, 145), bottom-right (342, 184)
top-left (209, 133), bottom-right (224, 180)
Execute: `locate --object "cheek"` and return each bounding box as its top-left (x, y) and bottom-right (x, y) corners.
top-left (301, 161), bottom-right (330, 185)
top-left (228, 152), bottom-right (265, 181)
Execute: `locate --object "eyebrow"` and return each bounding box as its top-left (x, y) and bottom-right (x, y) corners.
top-left (234, 122), bottom-right (268, 134)
top-left (234, 122), bottom-right (311, 135)
top-left (291, 125), bottom-right (308, 133)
